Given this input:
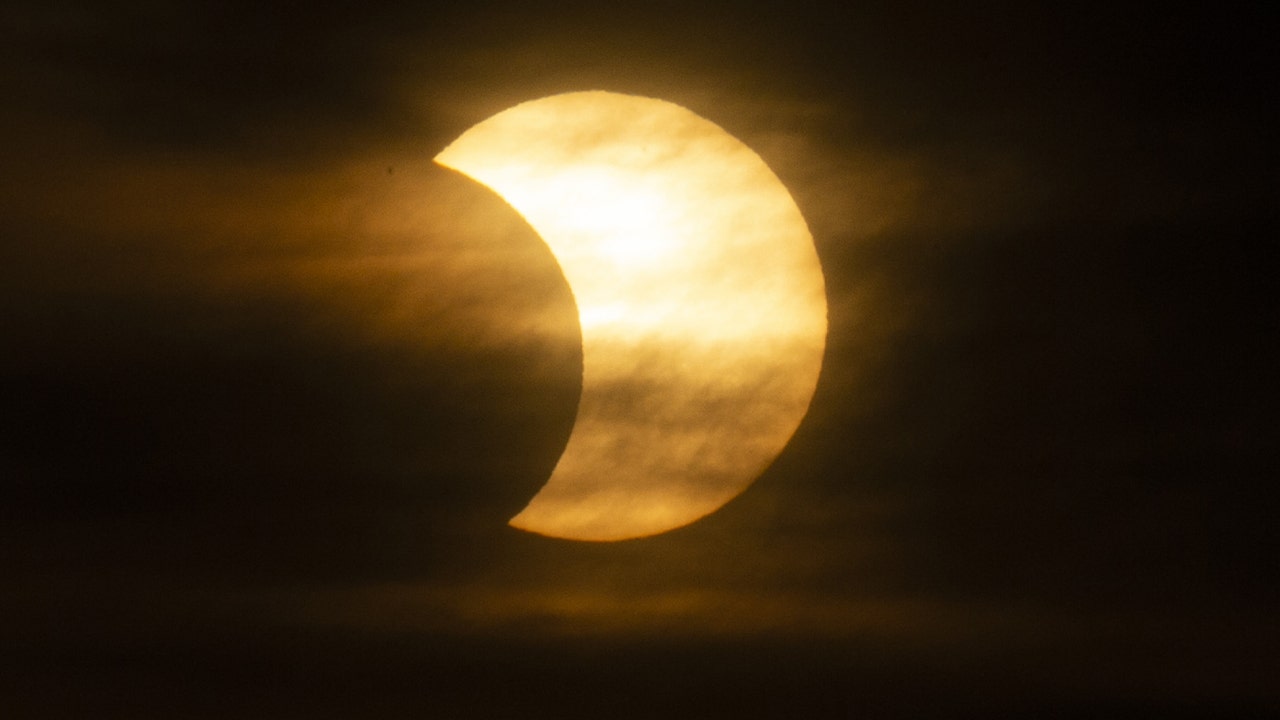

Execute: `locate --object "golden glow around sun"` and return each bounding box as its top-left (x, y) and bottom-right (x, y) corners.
top-left (436, 91), bottom-right (826, 541)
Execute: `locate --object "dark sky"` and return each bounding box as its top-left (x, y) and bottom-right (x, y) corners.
top-left (2, 1), bottom-right (1276, 717)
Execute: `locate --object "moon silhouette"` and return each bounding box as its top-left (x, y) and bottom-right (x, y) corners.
top-left (436, 91), bottom-right (826, 541)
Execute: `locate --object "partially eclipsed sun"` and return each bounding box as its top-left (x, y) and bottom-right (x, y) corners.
top-left (436, 91), bottom-right (826, 541)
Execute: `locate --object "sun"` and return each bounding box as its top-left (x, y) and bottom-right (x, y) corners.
top-left (436, 91), bottom-right (826, 541)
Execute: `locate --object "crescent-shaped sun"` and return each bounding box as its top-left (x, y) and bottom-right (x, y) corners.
top-left (436, 91), bottom-right (826, 541)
